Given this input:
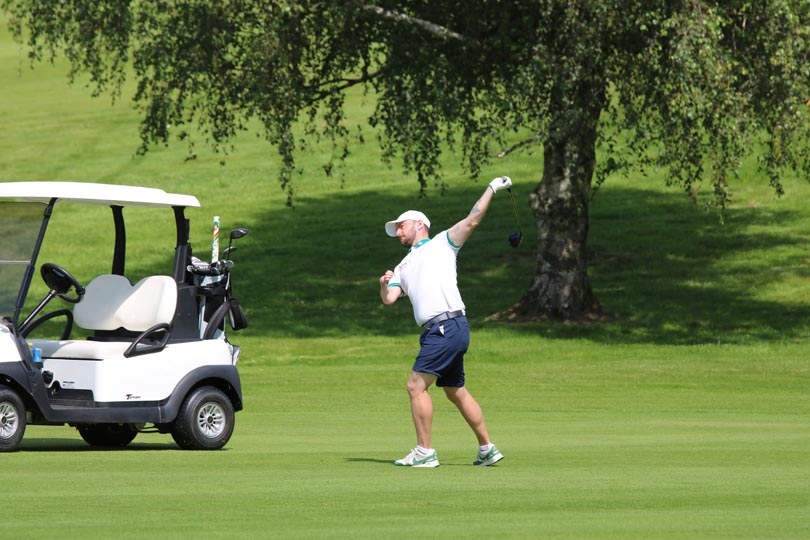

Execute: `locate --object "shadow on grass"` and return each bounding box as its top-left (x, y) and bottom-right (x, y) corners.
top-left (18, 438), bottom-right (179, 452)
top-left (129, 182), bottom-right (810, 345)
top-left (230, 181), bottom-right (534, 340)
top-left (343, 457), bottom-right (393, 465)
top-left (583, 186), bottom-right (810, 344)
top-left (343, 457), bottom-right (473, 467)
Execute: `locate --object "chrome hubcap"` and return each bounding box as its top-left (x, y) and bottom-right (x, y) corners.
top-left (0, 402), bottom-right (18, 439)
top-left (196, 402), bottom-right (225, 438)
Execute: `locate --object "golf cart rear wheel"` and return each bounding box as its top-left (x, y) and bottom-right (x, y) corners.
top-left (77, 424), bottom-right (138, 447)
top-left (172, 386), bottom-right (234, 450)
top-left (0, 386), bottom-right (27, 452)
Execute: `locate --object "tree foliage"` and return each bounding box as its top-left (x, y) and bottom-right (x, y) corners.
top-left (5, 1), bottom-right (810, 318)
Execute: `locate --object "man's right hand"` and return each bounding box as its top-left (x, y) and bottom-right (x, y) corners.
top-left (489, 176), bottom-right (512, 193)
top-left (380, 270), bottom-right (402, 305)
top-left (380, 270), bottom-right (393, 287)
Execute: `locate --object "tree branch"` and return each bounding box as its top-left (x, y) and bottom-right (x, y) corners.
top-left (306, 2), bottom-right (478, 103)
top-left (349, 1), bottom-right (474, 45)
top-left (305, 65), bottom-right (390, 105)
top-left (496, 131), bottom-right (542, 158)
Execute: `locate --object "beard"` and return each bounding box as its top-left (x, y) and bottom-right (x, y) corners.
top-left (399, 234), bottom-right (413, 248)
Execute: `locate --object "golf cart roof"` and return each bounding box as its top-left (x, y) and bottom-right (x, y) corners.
top-left (0, 181), bottom-right (200, 208)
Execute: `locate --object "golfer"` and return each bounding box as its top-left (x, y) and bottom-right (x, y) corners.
top-left (379, 175), bottom-right (512, 467)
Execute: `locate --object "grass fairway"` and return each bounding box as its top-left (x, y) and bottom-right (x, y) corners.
top-left (4, 340), bottom-right (807, 539)
top-left (1, 16), bottom-right (809, 540)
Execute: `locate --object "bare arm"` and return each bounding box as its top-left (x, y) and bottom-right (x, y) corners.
top-left (448, 186), bottom-right (496, 247)
top-left (448, 176), bottom-right (512, 246)
top-left (379, 270), bottom-right (402, 304)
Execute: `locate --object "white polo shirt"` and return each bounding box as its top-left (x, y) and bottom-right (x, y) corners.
top-left (388, 230), bottom-right (466, 326)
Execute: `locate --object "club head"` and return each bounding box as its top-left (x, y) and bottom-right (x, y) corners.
top-left (508, 232), bottom-right (523, 248)
top-left (225, 228), bottom-right (250, 255)
top-left (230, 227), bottom-right (250, 240)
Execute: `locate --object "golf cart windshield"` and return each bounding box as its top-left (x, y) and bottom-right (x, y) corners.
top-left (0, 202), bottom-right (44, 319)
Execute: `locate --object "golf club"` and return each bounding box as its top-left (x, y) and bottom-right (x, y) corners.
top-left (506, 188), bottom-right (523, 248)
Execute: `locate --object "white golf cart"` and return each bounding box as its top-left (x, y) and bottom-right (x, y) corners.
top-left (0, 182), bottom-right (248, 451)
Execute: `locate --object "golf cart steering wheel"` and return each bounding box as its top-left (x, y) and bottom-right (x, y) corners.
top-left (41, 263), bottom-right (85, 304)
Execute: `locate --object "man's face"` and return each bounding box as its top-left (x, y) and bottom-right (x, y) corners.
top-left (395, 219), bottom-right (419, 248)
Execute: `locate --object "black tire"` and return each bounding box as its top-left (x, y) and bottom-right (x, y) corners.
top-left (171, 386), bottom-right (235, 450)
top-left (77, 424), bottom-right (138, 447)
top-left (0, 387), bottom-right (26, 452)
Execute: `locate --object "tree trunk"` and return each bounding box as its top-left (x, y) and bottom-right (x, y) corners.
top-left (518, 110), bottom-right (602, 320)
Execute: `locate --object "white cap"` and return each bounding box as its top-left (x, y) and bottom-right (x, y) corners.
top-left (385, 210), bottom-right (431, 237)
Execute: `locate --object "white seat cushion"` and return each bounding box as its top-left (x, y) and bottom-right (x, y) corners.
top-left (33, 338), bottom-right (130, 360)
top-left (74, 274), bottom-right (177, 332)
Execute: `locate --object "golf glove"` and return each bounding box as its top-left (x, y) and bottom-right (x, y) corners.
top-left (489, 176), bottom-right (512, 193)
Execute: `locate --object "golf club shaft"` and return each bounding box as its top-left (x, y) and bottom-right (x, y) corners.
top-left (507, 188), bottom-right (522, 234)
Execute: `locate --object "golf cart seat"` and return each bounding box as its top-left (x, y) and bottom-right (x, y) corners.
top-left (74, 274), bottom-right (177, 336)
top-left (32, 274), bottom-right (178, 360)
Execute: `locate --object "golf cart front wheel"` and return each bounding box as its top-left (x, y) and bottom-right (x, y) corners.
top-left (172, 386), bottom-right (234, 450)
top-left (0, 386), bottom-right (27, 452)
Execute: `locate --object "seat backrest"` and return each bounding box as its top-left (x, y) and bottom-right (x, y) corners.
top-left (74, 274), bottom-right (177, 332)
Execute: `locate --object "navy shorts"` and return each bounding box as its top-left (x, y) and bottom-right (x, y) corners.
top-left (413, 316), bottom-right (470, 387)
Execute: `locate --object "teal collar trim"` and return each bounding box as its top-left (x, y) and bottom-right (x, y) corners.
top-left (408, 237), bottom-right (431, 252)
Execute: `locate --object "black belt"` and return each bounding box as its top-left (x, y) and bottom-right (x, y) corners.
top-left (422, 310), bottom-right (465, 329)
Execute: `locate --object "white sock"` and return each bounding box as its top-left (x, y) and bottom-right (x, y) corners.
top-left (415, 445), bottom-right (433, 455)
top-left (479, 443), bottom-right (494, 454)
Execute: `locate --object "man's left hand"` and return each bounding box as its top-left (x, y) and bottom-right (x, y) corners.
top-left (489, 176), bottom-right (512, 193)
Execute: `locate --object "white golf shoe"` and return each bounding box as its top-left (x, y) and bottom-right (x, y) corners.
top-left (394, 448), bottom-right (440, 468)
top-left (473, 445), bottom-right (504, 466)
